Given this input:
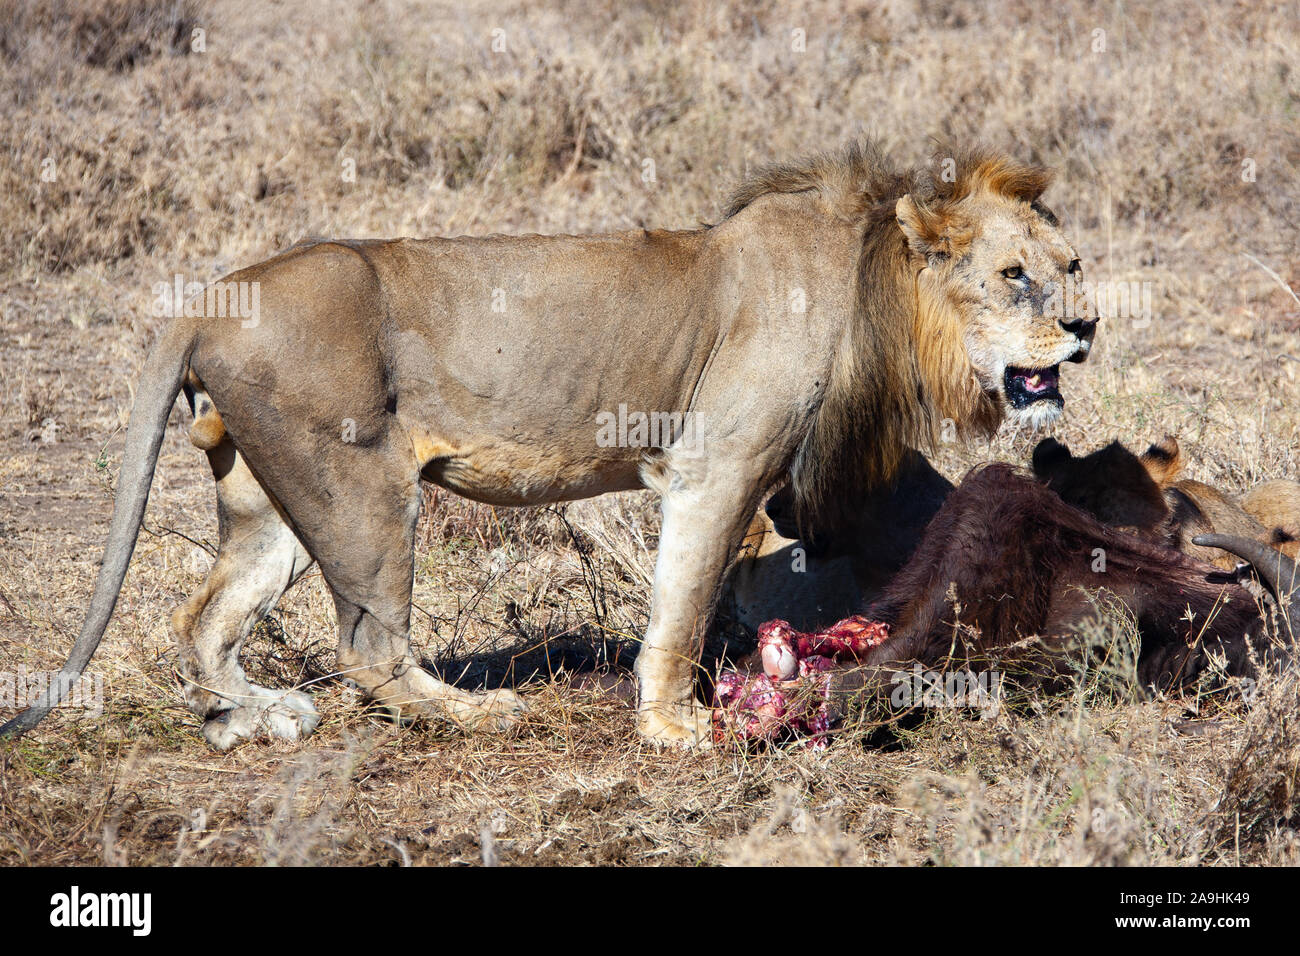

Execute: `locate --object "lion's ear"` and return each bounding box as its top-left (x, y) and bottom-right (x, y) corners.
top-left (895, 194), bottom-right (971, 260)
top-left (1140, 435), bottom-right (1182, 486)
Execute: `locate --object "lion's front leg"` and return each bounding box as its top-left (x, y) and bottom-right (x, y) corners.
top-left (636, 475), bottom-right (764, 747)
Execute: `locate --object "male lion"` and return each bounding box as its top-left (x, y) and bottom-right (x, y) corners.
top-left (1, 140), bottom-right (1094, 748)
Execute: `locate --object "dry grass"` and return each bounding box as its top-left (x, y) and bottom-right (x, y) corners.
top-left (1, 0), bottom-right (1299, 865)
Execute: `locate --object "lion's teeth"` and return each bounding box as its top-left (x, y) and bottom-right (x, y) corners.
top-left (1027, 374), bottom-right (1040, 387)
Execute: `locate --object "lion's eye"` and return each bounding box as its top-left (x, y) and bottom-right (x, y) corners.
top-left (1001, 266), bottom-right (1024, 281)
top-left (1067, 259), bottom-right (1082, 276)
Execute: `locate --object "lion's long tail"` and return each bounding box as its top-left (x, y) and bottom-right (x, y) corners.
top-left (1, 320), bottom-right (194, 738)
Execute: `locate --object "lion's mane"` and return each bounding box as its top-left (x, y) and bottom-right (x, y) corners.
top-left (727, 140), bottom-right (1053, 543)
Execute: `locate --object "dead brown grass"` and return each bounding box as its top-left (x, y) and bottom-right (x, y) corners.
top-left (1, 0), bottom-right (1299, 865)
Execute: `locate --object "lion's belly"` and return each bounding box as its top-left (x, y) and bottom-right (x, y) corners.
top-left (421, 443), bottom-right (644, 506)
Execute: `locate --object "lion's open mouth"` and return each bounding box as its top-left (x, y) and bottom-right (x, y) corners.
top-left (1004, 365), bottom-right (1063, 409)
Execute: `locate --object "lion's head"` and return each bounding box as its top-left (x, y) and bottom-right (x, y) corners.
top-left (726, 142), bottom-right (1096, 542)
top-left (897, 149), bottom-right (1096, 431)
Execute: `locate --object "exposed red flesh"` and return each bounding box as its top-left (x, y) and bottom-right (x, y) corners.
top-left (712, 616), bottom-right (890, 748)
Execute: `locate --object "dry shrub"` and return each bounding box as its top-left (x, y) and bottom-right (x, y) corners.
top-left (0, 0), bottom-right (199, 70)
top-left (0, 1), bottom-right (204, 271)
top-left (1204, 670), bottom-right (1300, 856)
top-left (874, 609), bottom-right (1223, 867)
top-left (0, 116), bottom-right (186, 272)
top-left (239, 613), bottom-right (335, 694)
top-left (417, 486), bottom-right (560, 552)
top-left (891, 703), bottom-right (1184, 866)
top-left (412, 490), bottom-right (657, 691)
top-left (725, 788), bottom-right (860, 866)
top-left (1043, 593), bottom-right (1145, 708)
top-left (3, 0), bottom-right (1296, 281)
top-left (324, 48), bottom-right (616, 191)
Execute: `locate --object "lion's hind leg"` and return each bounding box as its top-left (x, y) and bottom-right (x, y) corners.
top-left (308, 475), bottom-right (526, 732)
top-left (172, 439), bottom-right (319, 749)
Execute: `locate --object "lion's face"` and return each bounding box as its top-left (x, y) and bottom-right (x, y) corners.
top-left (899, 189), bottom-right (1097, 429)
top-left (948, 198), bottom-right (1094, 427)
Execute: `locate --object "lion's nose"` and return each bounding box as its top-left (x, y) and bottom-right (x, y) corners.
top-left (1062, 316), bottom-right (1097, 363)
top-left (1059, 316), bottom-right (1097, 339)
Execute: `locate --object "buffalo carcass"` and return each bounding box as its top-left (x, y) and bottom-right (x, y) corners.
top-left (713, 465), bottom-right (1298, 745)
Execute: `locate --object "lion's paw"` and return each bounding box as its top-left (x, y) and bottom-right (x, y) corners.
top-left (638, 704), bottom-right (714, 749)
top-left (455, 688), bottom-right (528, 732)
top-left (202, 686), bottom-right (320, 750)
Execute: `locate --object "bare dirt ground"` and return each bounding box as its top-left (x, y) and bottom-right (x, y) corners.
top-left (1, 0), bottom-right (1299, 865)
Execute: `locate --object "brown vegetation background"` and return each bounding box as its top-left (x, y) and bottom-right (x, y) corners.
top-left (1, 0), bottom-right (1298, 865)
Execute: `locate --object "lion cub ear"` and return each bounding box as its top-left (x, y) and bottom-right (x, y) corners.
top-left (896, 194), bottom-right (971, 260)
top-left (1140, 435), bottom-right (1182, 487)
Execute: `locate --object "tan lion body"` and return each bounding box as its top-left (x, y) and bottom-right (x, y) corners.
top-left (1241, 480), bottom-right (1300, 543)
top-left (3, 140), bottom-right (1095, 749)
top-left (176, 221), bottom-right (858, 746)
